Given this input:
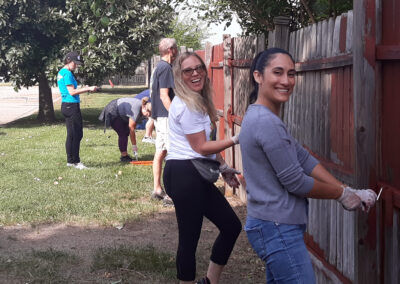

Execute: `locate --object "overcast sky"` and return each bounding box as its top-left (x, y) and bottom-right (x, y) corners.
top-left (204, 15), bottom-right (243, 45)
top-left (176, 1), bottom-right (243, 46)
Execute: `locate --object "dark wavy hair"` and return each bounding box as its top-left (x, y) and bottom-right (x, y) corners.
top-left (249, 48), bottom-right (295, 105)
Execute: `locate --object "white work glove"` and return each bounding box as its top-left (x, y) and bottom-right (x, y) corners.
top-left (132, 145), bottom-right (138, 154)
top-left (348, 188), bottom-right (377, 212)
top-left (219, 163), bottom-right (240, 189)
top-left (231, 135), bottom-right (239, 145)
top-left (336, 186), bottom-right (362, 211)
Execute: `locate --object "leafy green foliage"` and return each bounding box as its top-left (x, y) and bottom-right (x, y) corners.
top-left (65, 0), bottom-right (175, 85)
top-left (174, 0), bottom-right (352, 34)
top-left (311, 0), bottom-right (352, 21)
top-left (166, 15), bottom-right (211, 50)
top-left (0, 0), bottom-right (175, 121)
top-left (0, 0), bottom-right (69, 89)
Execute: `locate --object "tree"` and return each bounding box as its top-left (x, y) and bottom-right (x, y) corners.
top-left (166, 14), bottom-right (211, 50)
top-left (175, 0), bottom-right (352, 34)
top-left (0, 0), bottom-right (175, 122)
top-left (0, 0), bottom-right (70, 122)
top-left (65, 0), bottom-right (175, 85)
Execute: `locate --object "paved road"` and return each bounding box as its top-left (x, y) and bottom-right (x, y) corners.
top-left (0, 86), bottom-right (61, 126)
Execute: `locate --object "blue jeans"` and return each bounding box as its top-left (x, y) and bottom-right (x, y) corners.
top-left (244, 216), bottom-right (315, 284)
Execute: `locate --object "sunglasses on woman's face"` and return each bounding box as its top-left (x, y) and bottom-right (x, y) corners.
top-left (182, 64), bottom-right (205, 76)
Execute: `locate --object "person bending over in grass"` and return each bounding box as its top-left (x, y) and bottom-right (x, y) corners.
top-left (58, 51), bottom-right (99, 170)
top-left (163, 52), bottom-right (242, 284)
top-left (134, 89), bottom-right (155, 144)
top-left (99, 97), bottom-right (152, 162)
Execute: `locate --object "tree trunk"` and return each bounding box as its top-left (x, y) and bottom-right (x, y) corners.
top-left (37, 73), bottom-right (55, 122)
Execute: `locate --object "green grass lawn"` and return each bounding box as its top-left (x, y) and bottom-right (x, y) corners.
top-left (0, 88), bottom-right (159, 226)
top-left (0, 87), bottom-right (266, 283)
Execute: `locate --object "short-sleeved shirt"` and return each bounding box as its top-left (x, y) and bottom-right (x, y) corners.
top-left (57, 68), bottom-right (79, 103)
top-left (166, 96), bottom-right (216, 160)
top-left (116, 97), bottom-right (143, 124)
top-left (150, 60), bottom-right (175, 118)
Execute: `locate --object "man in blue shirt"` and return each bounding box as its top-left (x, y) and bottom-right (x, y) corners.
top-left (149, 38), bottom-right (177, 204)
top-left (58, 51), bottom-right (99, 170)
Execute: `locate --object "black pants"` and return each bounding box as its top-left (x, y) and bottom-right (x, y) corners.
top-left (61, 102), bottom-right (83, 163)
top-left (110, 117), bottom-right (129, 153)
top-left (163, 160), bottom-right (242, 281)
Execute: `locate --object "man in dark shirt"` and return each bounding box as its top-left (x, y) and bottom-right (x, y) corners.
top-left (150, 38), bottom-right (178, 204)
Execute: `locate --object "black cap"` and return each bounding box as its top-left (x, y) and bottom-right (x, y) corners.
top-left (64, 51), bottom-right (83, 65)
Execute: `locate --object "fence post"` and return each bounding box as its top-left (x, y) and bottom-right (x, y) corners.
top-left (353, 1), bottom-right (379, 283)
top-left (223, 34), bottom-right (234, 197)
top-left (268, 16), bottom-right (291, 50)
top-left (204, 41), bottom-right (212, 69)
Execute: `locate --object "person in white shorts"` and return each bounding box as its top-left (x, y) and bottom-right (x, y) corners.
top-left (149, 38), bottom-right (178, 205)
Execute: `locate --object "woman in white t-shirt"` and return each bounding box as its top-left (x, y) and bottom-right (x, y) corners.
top-left (163, 52), bottom-right (242, 284)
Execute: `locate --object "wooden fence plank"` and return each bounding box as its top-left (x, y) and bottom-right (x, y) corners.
top-left (289, 30), bottom-right (296, 56)
top-left (223, 35), bottom-right (233, 196)
top-left (316, 21), bottom-right (322, 59)
top-left (327, 17), bottom-right (335, 57)
top-left (321, 19), bottom-right (328, 57)
top-left (233, 36), bottom-right (257, 118)
top-left (353, 2), bottom-right (379, 282)
top-left (346, 10), bottom-right (353, 53)
top-left (295, 30), bottom-right (300, 62)
top-left (305, 26), bottom-right (311, 61)
top-left (313, 71), bottom-right (320, 154)
top-left (333, 15), bottom-right (342, 56)
top-left (307, 71), bottom-right (314, 148)
top-left (311, 23), bottom-right (318, 60)
top-left (384, 209), bottom-right (399, 283)
top-left (343, 67), bottom-right (351, 169)
top-left (329, 200), bottom-right (338, 266)
top-left (336, 203), bottom-right (344, 273)
top-left (300, 28), bottom-right (305, 62)
top-left (336, 67), bottom-right (344, 166)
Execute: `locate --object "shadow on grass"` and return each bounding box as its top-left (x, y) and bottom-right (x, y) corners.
top-left (0, 210), bottom-right (180, 283)
top-left (98, 86), bottom-right (148, 95)
top-left (5, 108), bottom-right (106, 129)
top-left (3, 86), bottom-right (148, 129)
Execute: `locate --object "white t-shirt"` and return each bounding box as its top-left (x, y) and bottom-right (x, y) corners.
top-left (166, 96), bottom-right (216, 160)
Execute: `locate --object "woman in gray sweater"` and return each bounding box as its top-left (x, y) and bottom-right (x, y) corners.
top-left (239, 48), bottom-right (377, 284)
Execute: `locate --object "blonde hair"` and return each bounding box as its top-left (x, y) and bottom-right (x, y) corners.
top-left (173, 52), bottom-right (218, 122)
top-left (141, 97), bottom-right (152, 116)
top-left (159, 38), bottom-right (177, 56)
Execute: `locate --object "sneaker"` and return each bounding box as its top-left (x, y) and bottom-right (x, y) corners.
top-left (74, 162), bottom-right (88, 170)
top-left (142, 136), bottom-right (155, 144)
top-left (67, 163), bottom-right (75, 167)
top-left (151, 190), bottom-right (166, 201)
top-left (196, 277), bottom-right (211, 284)
top-left (120, 155), bottom-right (134, 162)
top-left (162, 195), bottom-right (174, 206)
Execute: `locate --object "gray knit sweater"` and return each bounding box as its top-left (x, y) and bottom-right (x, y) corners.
top-left (239, 104), bottom-right (319, 224)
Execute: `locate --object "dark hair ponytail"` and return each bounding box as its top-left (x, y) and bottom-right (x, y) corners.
top-left (249, 52), bottom-right (264, 105)
top-left (248, 48), bottom-right (294, 106)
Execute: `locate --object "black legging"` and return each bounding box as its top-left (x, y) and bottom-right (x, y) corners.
top-left (163, 159), bottom-right (242, 281)
top-left (61, 102), bottom-right (83, 163)
top-left (110, 116), bottom-right (129, 152)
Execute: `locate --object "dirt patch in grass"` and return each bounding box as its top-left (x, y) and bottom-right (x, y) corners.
top-left (0, 196), bottom-right (264, 284)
